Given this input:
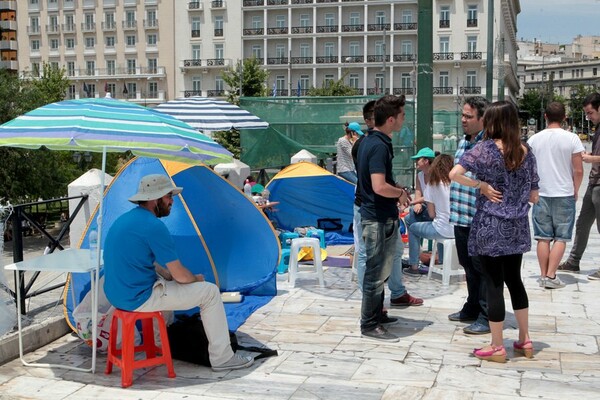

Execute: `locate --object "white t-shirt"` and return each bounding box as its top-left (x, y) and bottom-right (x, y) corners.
top-left (528, 128), bottom-right (584, 197)
top-left (423, 183), bottom-right (454, 238)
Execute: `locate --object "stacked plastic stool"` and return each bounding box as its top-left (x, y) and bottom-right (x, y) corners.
top-left (306, 228), bottom-right (326, 249)
top-left (427, 238), bottom-right (465, 286)
top-left (277, 232), bottom-right (299, 274)
top-left (288, 237), bottom-right (324, 287)
top-left (105, 310), bottom-right (175, 388)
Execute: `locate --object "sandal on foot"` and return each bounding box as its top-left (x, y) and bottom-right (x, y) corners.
top-left (473, 345), bottom-right (507, 363)
top-left (513, 340), bottom-right (534, 358)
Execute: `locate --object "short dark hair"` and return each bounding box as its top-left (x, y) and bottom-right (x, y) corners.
top-left (583, 92), bottom-right (600, 111)
top-left (545, 101), bottom-right (566, 124)
top-left (464, 96), bottom-right (490, 119)
top-left (373, 95), bottom-right (405, 126)
top-left (363, 100), bottom-right (376, 120)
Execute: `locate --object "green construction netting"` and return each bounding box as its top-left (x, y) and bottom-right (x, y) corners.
top-left (239, 96), bottom-right (461, 188)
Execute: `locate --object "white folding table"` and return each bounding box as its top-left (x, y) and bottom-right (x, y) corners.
top-left (4, 248), bottom-right (99, 373)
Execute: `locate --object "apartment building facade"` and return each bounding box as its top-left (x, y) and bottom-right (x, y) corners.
top-left (13, 0), bottom-right (520, 111)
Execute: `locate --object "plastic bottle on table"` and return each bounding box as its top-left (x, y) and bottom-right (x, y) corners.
top-left (89, 228), bottom-right (98, 267)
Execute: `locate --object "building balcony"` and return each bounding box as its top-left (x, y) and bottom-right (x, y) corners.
top-left (0, 20), bottom-right (16, 32)
top-left (207, 89), bottom-right (226, 97)
top-left (393, 54), bottom-right (416, 62)
top-left (439, 19), bottom-right (450, 28)
top-left (315, 56), bottom-right (338, 63)
top-left (188, 1), bottom-right (203, 10)
top-left (62, 23), bottom-right (76, 32)
top-left (102, 21), bottom-right (117, 31)
top-left (433, 52), bottom-right (454, 61)
top-left (367, 87), bottom-right (387, 95)
top-left (267, 27), bottom-right (288, 34)
top-left (291, 26), bottom-right (313, 34)
top-left (192, 29), bottom-right (201, 38)
top-left (71, 66), bottom-right (166, 78)
top-left (316, 0), bottom-right (336, 3)
top-left (467, 18), bottom-right (478, 27)
top-left (206, 58), bottom-right (227, 66)
top-left (81, 22), bottom-right (96, 32)
top-left (267, 0), bottom-right (287, 4)
top-left (342, 55), bottom-right (364, 63)
top-left (433, 86), bottom-right (453, 95)
top-left (243, 28), bottom-right (264, 35)
top-left (316, 25), bottom-right (338, 33)
top-left (122, 21), bottom-right (137, 30)
top-left (0, 59), bottom-right (18, 70)
top-left (460, 51), bottom-right (482, 60)
top-left (367, 23), bottom-right (391, 32)
top-left (243, 0), bottom-right (264, 5)
top-left (460, 86), bottom-right (482, 95)
top-left (291, 56), bottom-right (313, 64)
top-left (214, 29), bottom-right (223, 37)
top-left (0, 39), bottom-right (17, 50)
top-left (394, 22), bottom-right (417, 31)
top-left (184, 90), bottom-right (202, 97)
top-left (181, 59), bottom-right (231, 69)
top-left (267, 57), bottom-right (288, 65)
top-left (393, 87), bottom-right (415, 96)
top-left (144, 19), bottom-right (158, 29)
top-left (0, 1), bottom-right (17, 11)
top-left (366, 54), bottom-right (390, 63)
top-left (341, 24), bottom-right (363, 32)
top-left (27, 25), bottom-right (40, 35)
top-left (272, 89), bottom-right (289, 96)
top-left (46, 24), bottom-right (60, 34)
top-left (211, 0), bottom-right (225, 8)
top-left (291, 0), bottom-right (312, 3)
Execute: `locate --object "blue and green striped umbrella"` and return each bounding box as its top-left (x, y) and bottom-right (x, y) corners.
top-left (0, 96), bottom-right (233, 164)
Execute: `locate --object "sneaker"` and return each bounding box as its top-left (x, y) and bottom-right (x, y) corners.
top-left (380, 313), bottom-right (399, 325)
top-left (544, 276), bottom-right (566, 289)
top-left (211, 354), bottom-right (254, 372)
top-left (463, 320), bottom-right (491, 335)
top-left (390, 292), bottom-right (424, 307)
top-left (558, 261), bottom-right (580, 272)
top-left (361, 325), bottom-right (400, 342)
top-left (403, 265), bottom-right (428, 275)
top-left (537, 277), bottom-right (546, 287)
top-left (588, 270), bottom-right (600, 280)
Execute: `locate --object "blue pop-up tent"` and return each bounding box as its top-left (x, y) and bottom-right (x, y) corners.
top-left (266, 162), bottom-right (355, 245)
top-left (64, 157), bottom-right (280, 332)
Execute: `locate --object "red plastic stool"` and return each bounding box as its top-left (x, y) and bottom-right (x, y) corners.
top-left (105, 310), bottom-right (175, 388)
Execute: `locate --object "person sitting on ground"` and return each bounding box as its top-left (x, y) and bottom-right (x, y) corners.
top-left (405, 154), bottom-right (455, 275)
top-left (103, 174), bottom-right (254, 372)
top-left (336, 122), bottom-right (361, 184)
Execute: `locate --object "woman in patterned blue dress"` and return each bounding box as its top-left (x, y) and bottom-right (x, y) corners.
top-left (449, 101), bottom-right (540, 363)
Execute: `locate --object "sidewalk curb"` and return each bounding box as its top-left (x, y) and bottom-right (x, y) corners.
top-left (0, 316), bottom-right (70, 366)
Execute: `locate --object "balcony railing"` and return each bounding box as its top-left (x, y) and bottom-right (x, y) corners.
top-left (46, 24), bottom-right (60, 33)
top-left (267, 57), bottom-right (288, 65)
top-left (291, 26), bottom-right (313, 34)
top-left (342, 55), bottom-right (364, 63)
top-left (367, 23), bottom-right (390, 32)
top-left (122, 20), bottom-right (137, 30)
top-left (188, 1), bottom-right (202, 9)
top-left (291, 0), bottom-right (312, 3)
top-left (243, 28), bottom-right (264, 35)
top-left (394, 88), bottom-right (415, 96)
top-left (315, 56), bottom-right (338, 63)
top-left (192, 29), bottom-right (201, 38)
top-left (366, 54), bottom-right (390, 63)
top-left (243, 0), bottom-right (264, 5)
top-left (394, 22), bottom-right (417, 30)
top-left (367, 87), bottom-right (388, 95)
top-left (214, 28), bottom-right (223, 37)
top-left (467, 18), bottom-right (478, 27)
top-left (433, 52), bottom-right (454, 61)
top-left (63, 23), bottom-right (76, 32)
top-left (291, 56), bottom-right (313, 64)
top-left (439, 19), bottom-right (450, 28)
top-left (211, 0), bottom-right (224, 7)
top-left (81, 22), bottom-right (96, 32)
top-left (267, 27), bottom-right (288, 34)
top-left (184, 90), bottom-right (202, 97)
top-left (27, 25), bottom-right (40, 34)
top-left (144, 19), bottom-right (158, 28)
top-left (183, 59), bottom-right (203, 67)
top-left (206, 90), bottom-right (225, 97)
top-left (102, 21), bottom-right (116, 31)
top-left (460, 51), bottom-right (482, 60)
top-left (206, 58), bottom-right (225, 66)
top-left (433, 86), bottom-right (453, 95)
top-left (341, 24), bottom-right (363, 32)
top-left (393, 54), bottom-right (416, 62)
top-left (316, 25), bottom-right (338, 33)
top-left (267, 0), bottom-right (287, 4)
top-left (460, 86), bottom-right (482, 95)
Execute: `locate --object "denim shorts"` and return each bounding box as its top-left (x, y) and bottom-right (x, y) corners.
top-left (532, 196), bottom-right (576, 242)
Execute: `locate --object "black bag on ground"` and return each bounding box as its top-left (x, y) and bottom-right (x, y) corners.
top-left (166, 313), bottom-right (277, 367)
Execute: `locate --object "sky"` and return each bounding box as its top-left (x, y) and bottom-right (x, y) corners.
top-left (516, 0), bottom-right (600, 44)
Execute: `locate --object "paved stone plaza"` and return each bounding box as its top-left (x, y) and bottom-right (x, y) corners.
top-left (1, 158), bottom-right (600, 399)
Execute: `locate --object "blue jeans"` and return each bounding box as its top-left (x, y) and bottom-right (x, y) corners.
top-left (361, 218), bottom-right (398, 331)
top-left (404, 204), bottom-right (432, 227)
top-left (408, 222), bottom-right (448, 266)
top-left (338, 171), bottom-right (357, 184)
top-left (354, 205), bottom-right (406, 299)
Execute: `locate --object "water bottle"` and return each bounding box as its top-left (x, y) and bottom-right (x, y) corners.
top-left (243, 182), bottom-right (252, 198)
top-left (89, 228), bottom-right (98, 267)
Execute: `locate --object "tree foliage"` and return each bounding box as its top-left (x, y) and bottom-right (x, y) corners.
top-left (222, 57), bottom-right (269, 105)
top-left (568, 84), bottom-right (598, 131)
top-left (212, 129), bottom-right (241, 159)
top-left (307, 73), bottom-right (359, 96)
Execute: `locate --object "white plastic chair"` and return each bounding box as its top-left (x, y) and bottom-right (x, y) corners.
top-left (427, 238), bottom-right (465, 286)
top-left (288, 237), bottom-right (324, 287)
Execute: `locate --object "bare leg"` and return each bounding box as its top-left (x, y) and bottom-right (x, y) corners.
top-left (536, 240), bottom-right (550, 278)
top-left (547, 241), bottom-right (566, 279)
top-left (513, 308), bottom-right (531, 344)
top-left (489, 320), bottom-right (504, 348)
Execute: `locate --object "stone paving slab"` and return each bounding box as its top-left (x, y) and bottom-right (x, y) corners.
top-left (1, 157), bottom-right (600, 399)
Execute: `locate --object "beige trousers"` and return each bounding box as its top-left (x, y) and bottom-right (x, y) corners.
top-left (135, 277), bottom-right (233, 366)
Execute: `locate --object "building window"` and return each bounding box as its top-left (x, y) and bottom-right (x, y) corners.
top-left (439, 36), bottom-right (450, 53)
top-left (324, 13), bottom-right (335, 26)
top-left (349, 12), bottom-right (359, 25)
top-left (349, 74), bottom-right (359, 88)
top-left (440, 6), bottom-right (450, 28)
top-left (275, 75), bottom-right (285, 92)
top-left (84, 13), bottom-right (94, 30)
top-left (252, 16), bottom-right (262, 29)
top-left (31, 39), bottom-right (40, 51)
top-left (147, 33), bottom-right (157, 46)
top-left (85, 37), bottom-right (95, 48)
top-left (215, 43), bottom-right (224, 59)
top-left (300, 43), bottom-right (310, 58)
top-left (66, 61), bottom-right (75, 76)
top-left (31, 63), bottom-right (40, 77)
top-left (325, 74), bottom-right (334, 86)
top-left (401, 72), bottom-right (411, 88)
top-left (105, 36), bottom-right (115, 48)
top-left (466, 70), bottom-right (477, 87)
top-left (559, 70), bottom-right (563, 78)
top-left (146, 10), bottom-right (157, 27)
top-left (214, 15), bottom-right (223, 36)
top-left (251, 45), bottom-right (261, 58)
top-left (215, 77), bottom-right (224, 91)
top-left (106, 60), bottom-right (116, 75)
top-left (192, 44), bottom-right (201, 60)
top-left (192, 76), bottom-right (202, 92)
top-left (467, 5), bottom-right (478, 27)
top-left (276, 15), bottom-right (286, 28)
top-left (349, 41), bottom-right (359, 56)
top-left (127, 59), bottom-right (137, 74)
top-left (300, 75), bottom-right (309, 90)
top-left (439, 71), bottom-right (449, 87)
top-left (324, 42), bottom-right (334, 58)
top-left (191, 17), bottom-right (201, 37)
top-left (375, 11), bottom-right (386, 26)
top-left (148, 81), bottom-right (158, 98)
top-left (467, 36), bottom-right (477, 52)
top-left (50, 38), bottom-right (59, 50)
top-left (375, 74), bottom-right (383, 92)
top-left (401, 40), bottom-right (412, 55)
top-left (126, 35), bottom-right (136, 46)
top-left (148, 58), bottom-right (157, 74)
top-left (105, 12), bottom-right (115, 29)
top-left (402, 10), bottom-right (413, 23)
top-left (86, 60), bottom-right (95, 76)
top-left (300, 14), bottom-right (310, 27)
top-left (125, 10), bottom-right (136, 28)
top-left (65, 38), bottom-right (75, 49)
top-left (594, 68), bottom-right (598, 76)
top-left (276, 44), bottom-right (286, 59)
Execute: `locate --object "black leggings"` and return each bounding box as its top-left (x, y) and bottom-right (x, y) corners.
top-left (479, 254), bottom-right (528, 323)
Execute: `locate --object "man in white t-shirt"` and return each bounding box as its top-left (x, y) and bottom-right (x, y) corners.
top-left (528, 101), bottom-right (584, 289)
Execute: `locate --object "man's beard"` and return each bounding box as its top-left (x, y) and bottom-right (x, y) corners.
top-left (155, 198), bottom-right (171, 217)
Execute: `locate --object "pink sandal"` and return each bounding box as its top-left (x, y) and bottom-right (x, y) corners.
top-left (473, 345), bottom-right (507, 363)
top-left (513, 340), bottom-right (534, 358)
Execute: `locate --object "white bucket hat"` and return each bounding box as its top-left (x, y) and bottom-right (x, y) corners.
top-left (128, 174), bottom-right (183, 204)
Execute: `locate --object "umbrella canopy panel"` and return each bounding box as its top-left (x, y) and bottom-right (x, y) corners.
top-left (0, 97), bottom-right (233, 165)
top-left (154, 96), bottom-right (269, 132)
